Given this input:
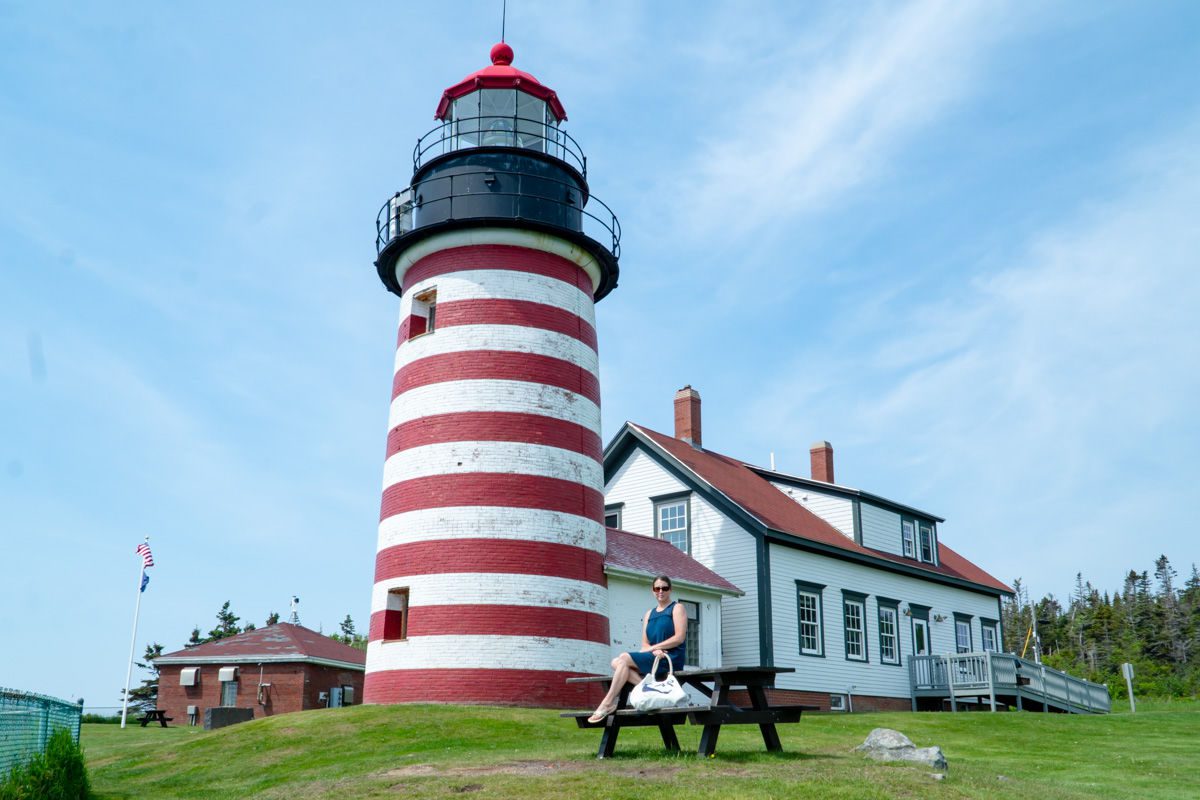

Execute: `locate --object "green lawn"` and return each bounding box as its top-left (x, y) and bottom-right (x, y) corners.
top-left (83, 701), bottom-right (1199, 799)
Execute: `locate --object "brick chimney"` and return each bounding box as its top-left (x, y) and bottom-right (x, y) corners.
top-left (810, 441), bottom-right (834, 483)
top-left (674, 386), bottom-right (702, 447)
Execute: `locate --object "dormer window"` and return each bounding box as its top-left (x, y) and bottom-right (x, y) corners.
top-left (901, 516), bottom-right (937, 565)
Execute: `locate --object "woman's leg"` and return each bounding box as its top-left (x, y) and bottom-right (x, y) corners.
top-left (601, 654), bottom-right (640, 706)
top-left (590, 653), bottom-right (640, 719)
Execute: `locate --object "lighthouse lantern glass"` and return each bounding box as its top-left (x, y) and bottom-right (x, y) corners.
top-left (451, 89), bottom-right (552, 154)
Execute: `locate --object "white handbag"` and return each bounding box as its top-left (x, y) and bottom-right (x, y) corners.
top-left (628, 655), bottom-right (689, 711)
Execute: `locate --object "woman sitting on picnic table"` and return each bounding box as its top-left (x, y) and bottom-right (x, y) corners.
top-left (588, 575), bottom-right (687, 723)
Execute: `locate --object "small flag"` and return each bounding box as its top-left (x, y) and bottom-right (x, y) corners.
top-left (140, 573), bottom-right (150, 593)
top-left (136, 542), bottom-right (155, 568)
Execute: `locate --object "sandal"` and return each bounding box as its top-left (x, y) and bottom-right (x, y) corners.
top-left (586, 701), bottom-right (617, 724)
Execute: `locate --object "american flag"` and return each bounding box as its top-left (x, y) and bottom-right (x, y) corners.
top-left (136, 542), bottom-right (155, 568)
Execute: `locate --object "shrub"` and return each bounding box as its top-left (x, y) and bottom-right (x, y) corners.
top-left (0, 728), bottom-right (93, 800)
top-left (79, 714), bottom-right (120, 725)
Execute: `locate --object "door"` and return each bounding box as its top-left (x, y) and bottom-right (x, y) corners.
top-left (329, 687), bottom-right (343, 708)
top-left (912, 618), bottom-right (930, 656)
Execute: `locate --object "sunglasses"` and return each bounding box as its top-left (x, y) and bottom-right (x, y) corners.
top-left (652, 586), bottom-right (671, 592)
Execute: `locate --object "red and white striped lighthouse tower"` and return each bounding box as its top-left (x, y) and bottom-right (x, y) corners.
top-left (364, 43), bottom-right (621, 707)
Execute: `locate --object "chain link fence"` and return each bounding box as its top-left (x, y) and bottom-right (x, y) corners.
top-left (0, 687), bottom-right (83, 774)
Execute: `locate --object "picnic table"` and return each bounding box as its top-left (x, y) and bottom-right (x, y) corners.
top-left (562, 666), bottom-right (816, 758)
top-left (138, 709), bottom-right (173, 727)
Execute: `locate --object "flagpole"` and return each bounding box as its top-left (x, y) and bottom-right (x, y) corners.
top-left (120, 543), bottom-right (149, 729)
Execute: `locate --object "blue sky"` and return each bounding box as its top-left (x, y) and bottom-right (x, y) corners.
top-left (2, 1), bottom-right (1197, 708)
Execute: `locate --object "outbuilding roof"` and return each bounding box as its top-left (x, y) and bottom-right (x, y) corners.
top-left (155, 623), bottom-right (366, 669)
top-left (605, 527), bottom-right (742, 595)
top-left (614, 423), bottom-right (1012, 595)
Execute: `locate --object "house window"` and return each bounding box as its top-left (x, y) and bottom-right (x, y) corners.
top-left (843, 592), bottom-right (868, 662)
top-left (653, 494), bottom-right (690, 553)
top-left (680, 600), bottom-right (700, 666)
top-left (919, 522), bottom-right (935, 563)
top-left (796, 581), bottom-right (826, 657)
top-left (980, 618), bottom-right (999, 652)
top-left (901, 520), bottom-right (916, 558)
top-left (878, 598), bottom-right (900, 665)
top-left (604, 504), bottom-right (622, 529)
top-left (954, 614), bottom-right (973, 653)
top-left (384, 588), bottom-right (410, 641)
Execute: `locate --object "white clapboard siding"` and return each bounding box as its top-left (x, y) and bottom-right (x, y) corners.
top-left (860, 502), bottom-right (903, 556)
top-left (768, 543), bottom-right (1002, 698)
top-left (771, 481), bottom-right (855, 539)
top-left (689, 494), bottom-right (760, 666)
top-left (604, 449), bottom-right (688, 536)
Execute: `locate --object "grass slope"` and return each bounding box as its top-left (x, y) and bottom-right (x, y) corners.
top-left (84, 701), bottom-right (1198, 799)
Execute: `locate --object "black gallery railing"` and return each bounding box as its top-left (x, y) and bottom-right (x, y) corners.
top-left (375, 168), bottom-right (620, 263)
top-left (413, 115), bottom-right (588, 178)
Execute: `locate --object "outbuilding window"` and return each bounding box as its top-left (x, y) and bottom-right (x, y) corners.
top-left (218, 666), bottom-right (239, 707)
top-left (681, 600), bottom-right (700, 667)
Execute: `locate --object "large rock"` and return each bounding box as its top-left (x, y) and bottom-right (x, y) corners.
top-left (856, 728), bottom-right (947, 770)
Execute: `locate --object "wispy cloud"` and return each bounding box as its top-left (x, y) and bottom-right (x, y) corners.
top-left (672, 0), bottom-right (1016, 239)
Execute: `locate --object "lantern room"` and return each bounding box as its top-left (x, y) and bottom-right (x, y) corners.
top-left (434, 42), bottom-right (569, 158)
top-left (374, 42), bottom-right (619, 301)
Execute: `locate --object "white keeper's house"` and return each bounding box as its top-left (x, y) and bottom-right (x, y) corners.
top-left (602, 387), bottom-right (1013, 712)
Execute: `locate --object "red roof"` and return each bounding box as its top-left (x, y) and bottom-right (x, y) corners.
top-left (605, 527), bottom-right (741, 594)
top-left (628, 424), bottom-right (1012, 595)
top-left (435, 42), bottom-right (567, 121)
top-left (156, 624), bottom-right (366, 667)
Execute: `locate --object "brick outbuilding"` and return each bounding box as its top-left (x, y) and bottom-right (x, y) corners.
top-left (154, 623), bottom-right (365, 724)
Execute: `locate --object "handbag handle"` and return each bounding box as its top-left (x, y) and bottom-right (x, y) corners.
top-left (648, 653), bottom-right (675, 679)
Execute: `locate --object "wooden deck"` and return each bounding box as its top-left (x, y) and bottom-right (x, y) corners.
top-left (909, 652), bottom-right (1111, 714)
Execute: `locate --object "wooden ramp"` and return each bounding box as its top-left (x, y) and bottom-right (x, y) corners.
top-left (909, 652), bottom-right (1111, 714)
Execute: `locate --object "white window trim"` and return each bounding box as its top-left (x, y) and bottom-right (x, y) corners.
top-left (878, 605), bottom-right (900, 665)
top-left (843, 595), bottom-right (868, 662)
top-left (652, 493), bottom-right (691, 554)
top-left (796, 582), bottom-right (825, 657)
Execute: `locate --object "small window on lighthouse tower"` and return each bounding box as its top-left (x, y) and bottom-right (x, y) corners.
top-left (410, 288), bottom-right (437, 338)
top-left (384, 588), bottom-right (409, 641)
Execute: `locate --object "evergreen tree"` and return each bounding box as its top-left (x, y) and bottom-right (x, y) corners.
top-left (266, 611), bottom-right (280, 626)
top-left (120, 642), bottom-right (164, 713)
top-left (330, 614), bottom-right (367, 651)
top-left (207, 601), bottom-right (242, 642)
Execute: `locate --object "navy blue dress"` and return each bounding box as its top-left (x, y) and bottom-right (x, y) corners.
top-left (629, 601), bottom-right (685, 679)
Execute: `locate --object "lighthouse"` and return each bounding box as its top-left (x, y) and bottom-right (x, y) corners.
top-left (364, 42), bottom-right (620, 707)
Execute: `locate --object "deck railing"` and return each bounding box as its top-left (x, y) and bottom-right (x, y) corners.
top-left (909, 652), bottom-right (1111, 714)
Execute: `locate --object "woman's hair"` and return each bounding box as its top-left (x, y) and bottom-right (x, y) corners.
top-left (652, 575), bottom-right (672, 589)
